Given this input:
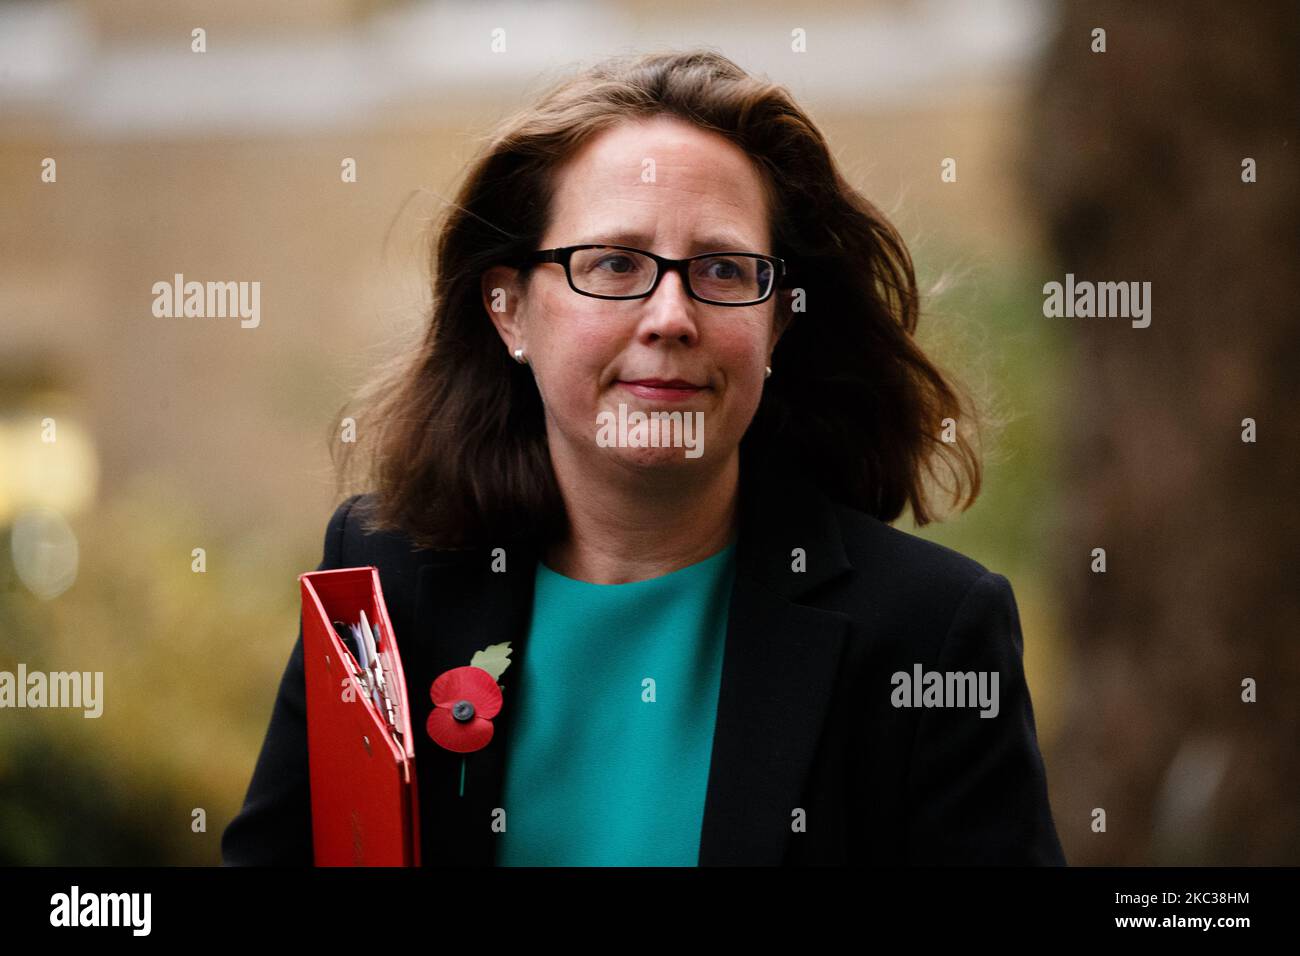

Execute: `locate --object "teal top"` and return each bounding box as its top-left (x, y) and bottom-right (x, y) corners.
top-left (496, 541), bottom-right (737, 866)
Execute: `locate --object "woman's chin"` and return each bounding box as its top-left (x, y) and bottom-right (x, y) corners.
top-left (591, 404), bottom-right (713, 469)
top-left (610, 444), bottom-right (709, 472)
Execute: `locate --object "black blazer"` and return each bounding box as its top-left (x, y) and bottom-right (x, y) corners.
top-left (222, 469), bottom-right (1066, 866)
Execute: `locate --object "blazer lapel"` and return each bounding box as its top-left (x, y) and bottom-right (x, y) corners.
top-left (408, 548), bottom-right (538, 867)
top-left (697, 470), bottom-right (853, 865)
top-left (406, 470), bottom-right (852, 867)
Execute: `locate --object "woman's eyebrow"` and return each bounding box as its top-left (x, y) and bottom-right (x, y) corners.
top-left (575, 231), bottom-right (758, 252)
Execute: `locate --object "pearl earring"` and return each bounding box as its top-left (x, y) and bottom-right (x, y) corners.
top-left (513, 348), bottom-right (528, 365)
top-left (764, 365), bottom-right (772, 379)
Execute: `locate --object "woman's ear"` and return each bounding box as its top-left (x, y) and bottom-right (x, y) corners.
top-left (482, 264), bottom-right (526, 352)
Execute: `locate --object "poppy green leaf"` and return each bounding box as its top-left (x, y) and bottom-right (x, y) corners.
top-left (471, 642), bottom-right (513, 682)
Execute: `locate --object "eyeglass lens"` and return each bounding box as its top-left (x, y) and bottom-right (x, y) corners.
top-left (569, 247), bottom-right (774, 302)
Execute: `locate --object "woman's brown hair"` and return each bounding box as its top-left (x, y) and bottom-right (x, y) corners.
top-left (333, 47), bottom-right (982, 551)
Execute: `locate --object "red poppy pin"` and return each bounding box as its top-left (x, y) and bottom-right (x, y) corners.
top-left (426, 642), bottom-right (513, 796)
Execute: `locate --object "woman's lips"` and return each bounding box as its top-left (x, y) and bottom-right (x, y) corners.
top-left (617, 379), bottom-right (707, 402)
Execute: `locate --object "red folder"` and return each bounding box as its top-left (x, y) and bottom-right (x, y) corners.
top-left (300, 567), bottom-right (420, 866)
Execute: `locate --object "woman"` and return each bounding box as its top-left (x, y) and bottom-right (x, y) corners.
top-left (222, 49), bottom-right (1065, 866)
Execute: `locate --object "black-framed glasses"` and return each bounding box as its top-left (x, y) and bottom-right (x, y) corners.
top-left (523, 244), bottom-right (786, 306)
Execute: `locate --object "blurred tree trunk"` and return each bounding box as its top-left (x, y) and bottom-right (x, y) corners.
top-left (1025, 1), bottom-right (1299, 864)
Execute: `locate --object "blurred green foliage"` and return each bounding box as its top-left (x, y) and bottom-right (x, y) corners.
top-left (907, 244), bottom-right (1069, 745)
top-left (908, 246), bottom-right (1068, 579)
top-left (0, 471), bottom-right (318, 864)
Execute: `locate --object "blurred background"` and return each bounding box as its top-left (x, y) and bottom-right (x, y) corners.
top-left (0, 0), bottom-right (1295, 864)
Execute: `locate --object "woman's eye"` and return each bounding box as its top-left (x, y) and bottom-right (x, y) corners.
top-left (707, 259), bottom-right (740, 279)
top-left (595, 255), bottom-right (636, 273)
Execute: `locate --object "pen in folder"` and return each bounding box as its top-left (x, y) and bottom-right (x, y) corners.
top-left (359, 610), bottom-right (399, 740)
top-left (369, 616), bottom-right (403, 741)
top-left (372, 616), bottom-right (403, 717)
top-left (353, 618), bottom-right (384, 716)
top-left (347, 622), bottom-right (370, 672)
top-left (332, 620), bottom-right (363, 667)
top-left (363, 612), bottom-right (392, 698)
top-left (332, 619), bottom-right (372, 700)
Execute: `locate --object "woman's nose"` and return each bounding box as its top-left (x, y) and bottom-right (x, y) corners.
top-left (638, 268), bottom-right (700, 343)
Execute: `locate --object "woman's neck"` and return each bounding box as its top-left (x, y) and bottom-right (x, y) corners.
top-left (543, 452), bottom-right (740, 585)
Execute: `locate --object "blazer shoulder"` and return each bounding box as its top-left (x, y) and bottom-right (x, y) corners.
top-left (822, 499), bottom-right (1010, 650)
top-left (320, 493), bottom-right (364, 564)
top-left (328, 492), bottom-right (422, 567)
top-left (323, 491), bottom-right (478, 611)
top-left (831, 499), bottom-right (995, 593)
